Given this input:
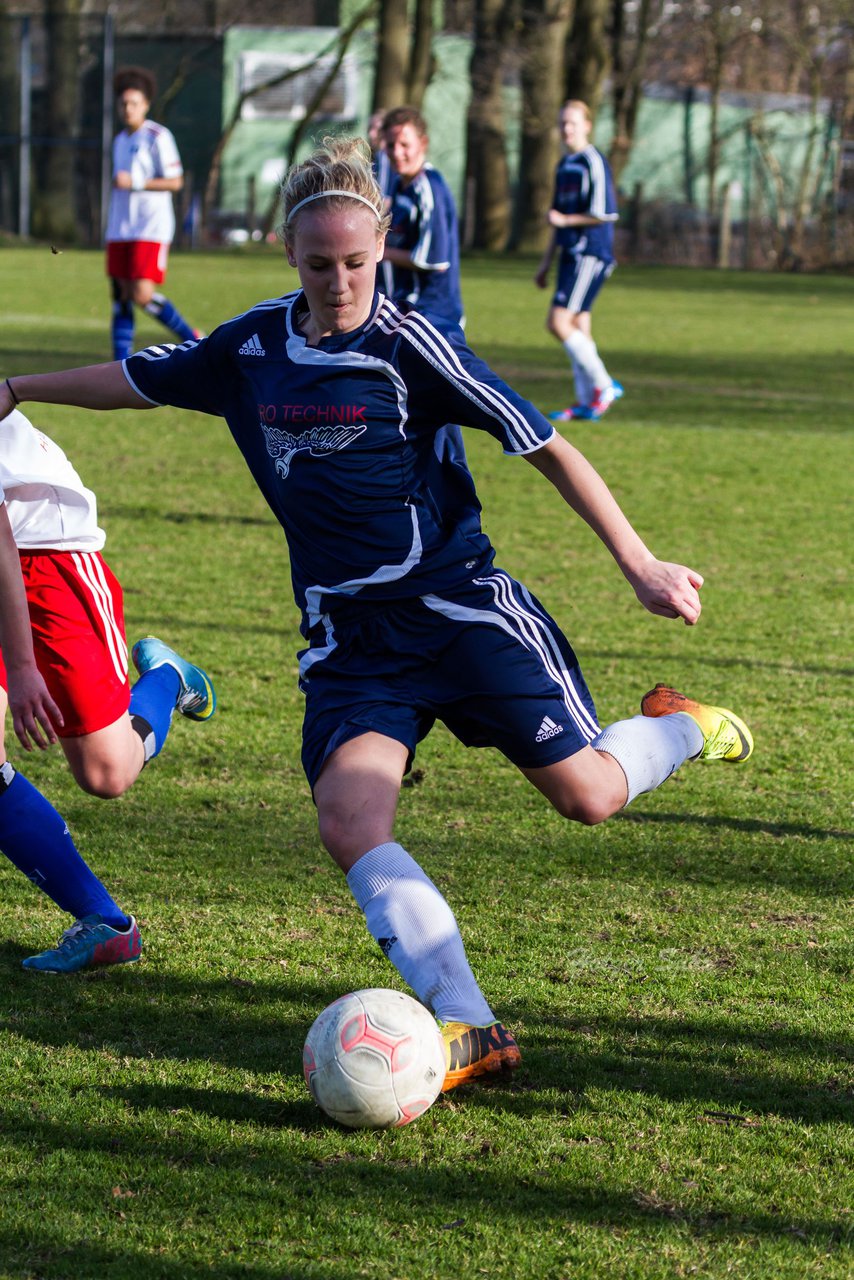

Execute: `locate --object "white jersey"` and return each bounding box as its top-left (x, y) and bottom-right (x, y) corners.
top-left (106, 120), bottom-right (182, 244)
top-left (0, 409), bottom-right (106, 552)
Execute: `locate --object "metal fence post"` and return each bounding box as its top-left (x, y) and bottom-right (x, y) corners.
top-left (18, 15), bottom-right (31, 238)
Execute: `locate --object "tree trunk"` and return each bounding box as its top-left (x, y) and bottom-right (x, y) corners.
top-left (33, 0), bottom-right (81, 242)
top-left (0, 3), bottom-right (19, 232)
top-left (465, 0), bottom-right (515, 249)
top-left (609, 0), bottom-right (654, 185)
top-left (564, 0), bottom-right (609, 114)
top-left (513, 0), bottom-right (573, 251)
top-left (372, 0), bottom-right (410, 109)
top-left (407, 0), bottom-right (434, 107)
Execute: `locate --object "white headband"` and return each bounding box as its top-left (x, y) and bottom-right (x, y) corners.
top-left (288, 189), bottom-right (381, 220)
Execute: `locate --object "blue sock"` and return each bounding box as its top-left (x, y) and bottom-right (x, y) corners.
top-left (144, 292), bottom-right (198, 342)
top-left (111, 300), bottom-right (134, 360)
top-left (128, 665), bottom-right (180, 762)
top-left (0, 764), bottom-right (128, 928)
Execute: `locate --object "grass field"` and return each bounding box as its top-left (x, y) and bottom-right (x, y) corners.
top-left (0, 246), bottom-right (851, 1280)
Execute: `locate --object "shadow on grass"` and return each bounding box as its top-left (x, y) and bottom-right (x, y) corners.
top-left (0, 1115), bottom-right (849, 1280)
top-left (105, 503), bottom-right (272, 529)
top-left (618, 807), bottom-right (854, 847)
top-left (1, 960), bottom-right (850, 1126)
top-left (582, 646), bottom-right (854, 681)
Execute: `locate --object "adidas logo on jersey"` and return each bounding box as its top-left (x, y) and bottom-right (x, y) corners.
top-left (535, 715), bottom-right (564, 743)
top-left (238, 333), bottom-right (265, 356)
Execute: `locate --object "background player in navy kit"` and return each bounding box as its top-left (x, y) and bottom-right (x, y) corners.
top-left (381, 106), bottom-right (464, 330)
top-left (106, 67), bottom-right (203, 361)
top-left (0, 138), bottom-right (753, 1089)
top-left (535, 100), bottom-right (622, 422)
top-left (367, 109), bottom-right (395, 297)
top-left (0, 398), bottom-right (216, 972)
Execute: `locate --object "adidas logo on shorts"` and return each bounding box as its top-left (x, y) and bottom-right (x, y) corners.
top-left (238, 333), bottom-right (265, 356)
top-left (535, 715), bottom-right (564, 743)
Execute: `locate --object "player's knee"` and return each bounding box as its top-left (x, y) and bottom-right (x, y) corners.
top-left (70, 759), bottom-right (135, 800)
top-left (317, 809), bottom-right (354, 863)
top-left (550, 790), bottom-right (616, 826)
top-left (317, 808), bottom-right (390, 870)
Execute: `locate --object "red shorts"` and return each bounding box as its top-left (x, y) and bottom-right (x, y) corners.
top-left (0, 551), bottom-right (130, 738)
top-left (106, 240), bottom-right (169, 284)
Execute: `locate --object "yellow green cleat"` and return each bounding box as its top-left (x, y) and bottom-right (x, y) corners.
top-left (641, 684), bottom-right (753, 762)
top-left (440, 1020), bottom-right (521, 1092)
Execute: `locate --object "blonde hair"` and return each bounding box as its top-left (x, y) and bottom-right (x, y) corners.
top-left (281, 136), bottom-right (390, 242)
top-left (561, 99), bottom-right (592, 124)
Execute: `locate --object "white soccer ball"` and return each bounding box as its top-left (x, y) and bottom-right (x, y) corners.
top-left (303, 988), bottom-right (446, 1128)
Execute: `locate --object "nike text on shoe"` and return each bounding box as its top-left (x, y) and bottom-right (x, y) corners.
top-left (440, 1020), bottom-right (522, 1091)
top-left (132, 636), bottom-right (217, 722)
top-left (22, 914), bottom-right (142, 973)
top-left (641, 684), bottom-right (754, 762)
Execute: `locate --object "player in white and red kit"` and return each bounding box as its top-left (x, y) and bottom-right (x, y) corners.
top-left (106, 67), bottom-right (203, 361)
top-left (0, 401), bottom-right (216, 972)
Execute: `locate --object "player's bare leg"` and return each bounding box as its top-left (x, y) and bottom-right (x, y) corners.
top-left (547, 305), bottom-right (620, 421)
top-left (316, 732), bottom-right (521, 1090)
top-left (61, 714), bottom-right (144, 798)
top-left (524, 692), bottom-right (753, 822)
top-left (522, 742), bottom-right (628, 824)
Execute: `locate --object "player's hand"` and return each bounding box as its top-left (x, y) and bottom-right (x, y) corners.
top-left (629, 560), bottom-right (704, 626)
top-left (533, 268), bottom-right (548, 289)
top-left (114, 170), bottom-right (133, 190)
top-left (8, 668), bottom-right (64, 751)
top-left (548, 209), bottom-right (569, 229)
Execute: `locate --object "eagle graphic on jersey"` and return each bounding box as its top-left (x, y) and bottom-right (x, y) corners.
top-left (261, 421), bottom-right (367, 479)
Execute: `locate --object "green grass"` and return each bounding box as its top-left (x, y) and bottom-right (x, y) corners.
top-left (0, 245), bottom-right (851, 1279)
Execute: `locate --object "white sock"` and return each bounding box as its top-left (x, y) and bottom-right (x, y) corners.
top-left (592, 713), bottom-right (703, 805)
top-left (563, 329), bottom-right (610, 393)
top-left (570, 355), bottom-right (593, 406)
top-left (346, 842), bottom-right (495, 1025)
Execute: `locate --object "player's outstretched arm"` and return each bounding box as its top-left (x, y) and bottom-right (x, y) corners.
top-left (524, 433), bottom-right (704, 626)
top-left (0, 507), bottom-right (63, 749)
top-left (534, 229), bottom-right (558, 287)
top-left (2, 364), bottom-right (152, 415)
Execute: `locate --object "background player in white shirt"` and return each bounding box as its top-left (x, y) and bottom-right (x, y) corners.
top-left (106, 67), bottom-right (203, 361)
top-left (0, 397), bottom-right (216, 972)
top-left (0, 139), bottom-right (753, 1087)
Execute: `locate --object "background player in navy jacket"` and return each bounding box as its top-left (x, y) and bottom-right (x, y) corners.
top-left (381, 106), bottom-right (464, 330)
top-left (535, 100), bottom-right (623, 422)
top-left (0, 138), bottom-right (753, 1089)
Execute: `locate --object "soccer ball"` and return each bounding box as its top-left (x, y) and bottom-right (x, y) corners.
top-left (303, 988), bottom-right (446, 1128)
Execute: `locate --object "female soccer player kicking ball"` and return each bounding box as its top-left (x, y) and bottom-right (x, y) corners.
top-left (0, 401), bottom-right (216, 972)
top-left (0, 138), bottom-right (752, 1087)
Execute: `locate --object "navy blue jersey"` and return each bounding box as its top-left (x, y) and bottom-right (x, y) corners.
top-left (123, 293), bottom-right (553, 633)
top-left (371, 147), bottom-right (396, 202)
top-left (386, 165), bottom-right (463, 326)
top-left (552, 145), bottom-right (618, 263)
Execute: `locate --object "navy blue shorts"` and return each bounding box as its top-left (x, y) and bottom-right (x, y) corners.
top-left (298, 568), bottom-right (600, 790)
top-left (552, 252), bottom-right (614, 313)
